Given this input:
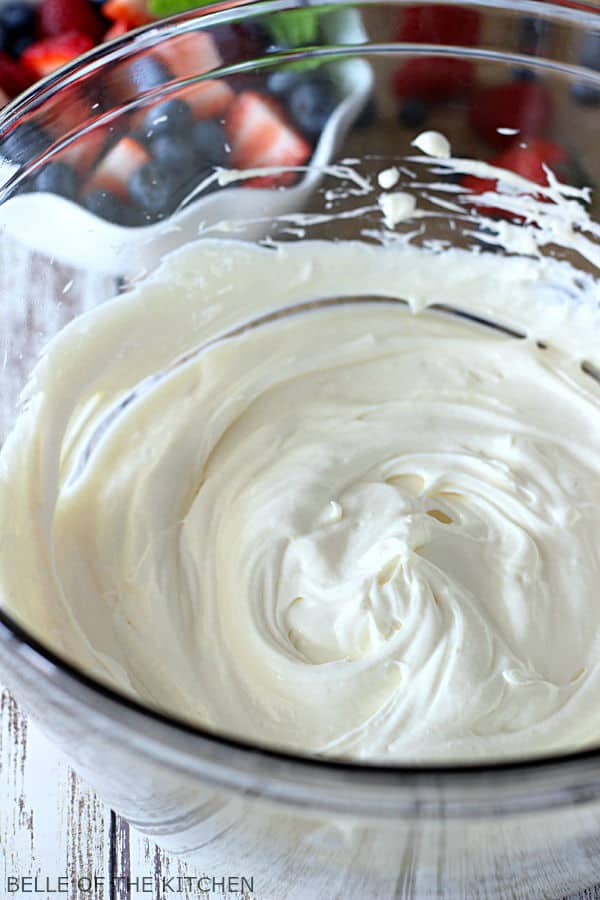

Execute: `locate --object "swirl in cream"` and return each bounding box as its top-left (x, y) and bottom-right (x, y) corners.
top-left (1, 239), bottom-right (600, 761)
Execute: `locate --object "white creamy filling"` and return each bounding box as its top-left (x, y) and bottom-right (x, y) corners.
top-left (1, 238), bottom-right (600, 761)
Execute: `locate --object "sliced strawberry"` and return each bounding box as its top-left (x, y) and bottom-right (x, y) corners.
top-left (62, 127), bottom-right (111, 176)
top-left (393, 57), bottom-right (475, 102)
top-left (155, 32), bottom-right (222, 79)
top-left (41, 87), bottom-right (107, 174)
top-left (225, 91), bottom-right (311, 187)
top-left (22, 32), bottom-right (94, 79)
top-left (461, 139), bottom-right (569, 219)
top-left (84, 136), bottom-right (149, 198)
top-left (492, 139), bottom-right (568, 184)
top-left (179, 80), bottom-right (234, 120)
top-left (396, 5), bottom-right (481, 46)
top-left (0, 51), bottom-right (35, 98)
top-left (38, 0), bottom-right (105, 42)
top-left (101, 0), bottom-right (152, 28)
top-left (470, 81), bottom-right (552, 149)
top-left (103, 20), bottom-right (129, 41)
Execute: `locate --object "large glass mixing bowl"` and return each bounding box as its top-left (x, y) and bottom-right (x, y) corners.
top-left (0, 1), bottom-right (599, 896)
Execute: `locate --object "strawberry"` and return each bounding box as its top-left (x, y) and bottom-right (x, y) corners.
top-left (155, 32), bottom-right (222, 79)
top-left (470, 81), bottom-right (552, 149)
top-left (179, 80), bottom-right (234, 120)
top-left (61, 128), bottom-right (110, 175)
top-left (101, 0), bottom-right (152, 28)
top-left (225, 91), bottom-right (311, 187)
top-left (461, 138), bottom-right (569, 219)
top-left (84, 136), bottom-right (149, 198)
top-left (392, 5), bottom-right (479, 104)
top-left (22, 32), bottom-right (94, 79)
top-left (396, 4), bottom-right (481, 46)
top-left (393, 57), bottom-right (475, 102)
top-left (38, 0), bottom-right (105, 42)
top-left (103, 20), bottom-right (129, 41)
top-left (0, 50), bottom-right (35, 98)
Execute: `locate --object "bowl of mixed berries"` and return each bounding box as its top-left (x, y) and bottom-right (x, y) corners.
top-left (0, 0), bottom-right (373, 271)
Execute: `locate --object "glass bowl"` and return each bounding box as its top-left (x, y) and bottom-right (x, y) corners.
top-left (0, 1), bottom-right (600, 895)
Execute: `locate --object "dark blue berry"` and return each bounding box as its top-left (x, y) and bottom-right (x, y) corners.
top-left (398, 98), bottom-right (430, 128)
top-left (128, 56), bottom-right (171, 93)
top-left (191, 119), bottom-right (228, 166)
top-left (512, 66), bottom-right (537, 82)
top-left (287, 76), bottom-right (336, 141)
top-left (518, 16), bottom-right (549, 55)
top-left (150, 132), bottom-right (195, 173)
top-left (266, 68), bottom-right (300, 97)
top-left (1, 121), bottom-right (51, 165)
top-left (0, 2), bottom-right (35, 36)
top-left (579, 31), bottom-right (600, 71)
top-left (8, 32), bottom-right (33, 57)
top-left (83, 189), bottom-right (131, 225)
top-left (0, 23), bottom-right (8, 52)
top-left (34, 162), bottom-right (78, 200)
top-left (128, 161), bottom-right (178, 220)
top-left (353, 95), bottom-right (377, 130)
top-left (571, 81), bottom-right (600, 107)
top-left (144, 98), bottom-right (193, 139)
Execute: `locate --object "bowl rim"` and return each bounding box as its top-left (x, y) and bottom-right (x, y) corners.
top-left (1, 0), bottom-right (600, 805)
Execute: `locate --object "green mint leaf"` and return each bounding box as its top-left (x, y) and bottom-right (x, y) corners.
top-left (266, 9), bottom-right (321, 47)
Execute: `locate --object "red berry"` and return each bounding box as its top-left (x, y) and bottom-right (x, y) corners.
top-left (393, 57), bottom-right (474, 102)
top-left (225, 91), bottom-right (311, 188)
top-left (461, 138), bottom-right (569, 219)
top-left (470, 81), bottom-right (552, 148)
top-left (396, 5), bottom-right (481, 46)
top-left (22, 32), bottom-right (94, 79)
top-left (38, 0), bottom-right (104, 42)
top-left (0, 50), bottom-right (35, 98)
top-left (101, 0), bottom-right (152, 28)
top-left (493, 139), bottom-right (568, 184)
top-left (178, 81), bottom-right (235, 121)
top-left (84, 136), bottom-right (150, 199)
top-left (155, 32), bottom-right (222, 79)
top-left (103, 20), bottom-right (129, 42)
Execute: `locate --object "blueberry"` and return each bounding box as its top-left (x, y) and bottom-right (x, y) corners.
top-left (34, 162), bottom-right (78, 199)
top-left (83, 190), bottom-right (131, 225)
top-left (518, 16), bottom-right (549, 54)
top-left (150, 132), bottom-right (195, 173)
top-left (128, 56), bottom-right (171, 93)
top-left (512, 66), bottom-right (537, 82)
top-left (129, 161), bottom-right (178, 220)
top-left (0, 121), bottom-right (52, 165)
top-left (266, 68), bottom-right (300, 97)
top-left (0, 23), bottom-right (7, 52)
top-left (353, 95), bottom-right (377, 130)
top-left (397, 98), bottom-right (430, 129)
top-left (286, 76), bottom-right (336, 140)
top-left (191, 119), bottom-right (228, 166)
top-left (0, 2), bottom-right (35, 37)
top-left (144, 98), bottom-right (193, 139)
top-left (579, 31), bottom-right (600, 71)
top-left (571, 81), bottom-right (600, 107)
top-left (8, 32), bottom-right (33, 57)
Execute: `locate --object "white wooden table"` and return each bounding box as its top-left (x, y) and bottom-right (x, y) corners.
top-left (0, 684), bottom-right (242, 900)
